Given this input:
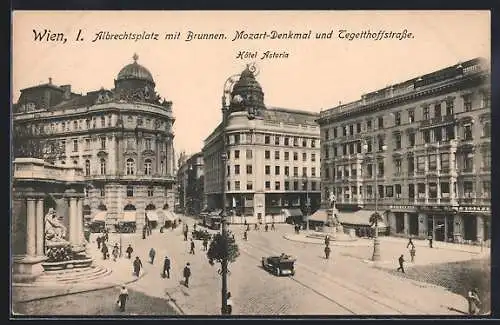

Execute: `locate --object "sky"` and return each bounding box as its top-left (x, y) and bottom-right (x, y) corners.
top-left (12, 11), bottom-right (490, 158)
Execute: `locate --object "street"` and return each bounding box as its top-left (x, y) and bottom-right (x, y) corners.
top-left (92, 214), bottom-right (475, 315)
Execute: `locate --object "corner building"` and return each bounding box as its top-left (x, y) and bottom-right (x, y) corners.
top-left (12, 55), bottom-right (177, 228)
top-left (203, 66), bottom-right (321, 223)
top-left (317, 58), bottom-right (490, 243)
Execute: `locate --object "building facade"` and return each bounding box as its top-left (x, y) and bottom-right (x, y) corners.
top-left (203, 66), bottom-right (321, 223)
top-left (317, 58), bottom-right (490, 243)
top-left (12, 54), bottom-right (177, 228)
top-left (176, 152), bottom-right (205, 216)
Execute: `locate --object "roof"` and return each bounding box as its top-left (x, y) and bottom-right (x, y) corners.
top-left (308, 209), bottom-right (328, 222)
top-left (338, 210), bottom-right (387, 228)
top-left (264, 107), bottom-right (319, 125)
top-left (116, 54), bottom-right (154, 83)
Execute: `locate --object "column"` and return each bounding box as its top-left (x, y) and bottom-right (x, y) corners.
top-left (166, 138), bottom-right (172, 177)
top-left (403, 212), bottom-right (410, 235)
top-left (26, 198), bottom-right (37, 257)
top-left (156, 137), bottom-right (161, 174)
top-left (77, 198), bottom-right (83, 245)
top-left (69, 197), bottom-right (78, 245)
top-left (453, 214), bottom-right (462, 242)
top-left (476, 215), bottom-right (484, 242)
top-left (136, 134), bottom-right (143, 176)
top-left (115, 136), bottom-right (121, 176)
top-left (35, 198), bottom-right (45, 256)
top-left (437, 181), bottom-right (441, 204)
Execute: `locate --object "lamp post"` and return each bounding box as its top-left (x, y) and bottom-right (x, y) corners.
top-left (362, 141), bottom-right (387, 261)
top-left (305, 176), bottom-right (310, 231)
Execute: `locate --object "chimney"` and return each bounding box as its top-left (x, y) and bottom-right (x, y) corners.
top-left (48, 77), bottom-right (52, 84)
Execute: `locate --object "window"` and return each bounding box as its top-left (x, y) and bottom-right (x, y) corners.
top-left (446, 100), bottom-right (454, 115)
top-left (144, 159), bottom-right (152, 175)
top-left (265, 165), bottom-right (270, 175)
top-left (367, 163), bottom-right (373, 178)
top-left (394, 112), bottom-right (401, 126)
top-left (73, 139), bottom-right (78, 152)
top-left (246, 149), bottom-right (252, 159)
top-left (366, 185), bottom-right (373, 198)
top-left (311, 153), bottom-right (316, 162)
top-left (366, 120), bottom-right (372, 131)
top-left (127, 137), bottom-right (134, 149)
top-left (265, 150), bottom-right (270, 159)
top-left (482, 181), bottom-right (491, 198)
top-left (407, 154), bottom-right (415, 173)
top-left (337, 166), bottom-right (343, 179)
top-left (333, 128), bottom-right (338, 138)
top-left (349, 124), bottom-right (354, 136)
top-left (481, 92), bottom-right (490, 108)
top-left (293, 137), bottom-right (298, 147)
top-left (445, 125), bottom-right (455, 140)
top-left (275, 166), bottom-right (280, 175)
top-left (234, 150), bottom-right (240, 159)
top-left (274, 151), bottom-right (280, 160)
top-left (423, 106), bottom-right (430, 120)
top-left (378, 117), bottom-right (384, 129)
top-left (100, 158), bottom-right (106, 175)
top-left (483, 150), bottom-right (491, 169)
top-left (377, 162), bottom-right (384, 177)
top-left (227, 151), bottom-right (230, 160)
top-left (351, 164), bottom-right (357, 177)
top-left (246, 165), bottom-right (253, 174)
top-left (145, 138), bottom-right (152, 150)
top-left (311, 167), bottom-right (316, 177)
top-left (429, 155), bottom-right (437, 171)
top-left (147, 186), bottom-right (154, 197)
top-left (408, 132), bottom-right (415, 147)
top-left (234, 165), bottom-right (240, 175)
top-left (265, 135), bottom-right (270, 144)
top-left (126, 185), bottom-right (134, 197)
top-left (342, 126), bottom-right (347, 137)
top-left (284, 181), bottom-right (290, 190)
top-left (85, 138), bottom-right (91, 150)
top-left (74, 120), bottom-right (78, 130)
top-left (408, 184), bottom-right (415, 198)
top-left (302, 152), bottom-right (307, 161)
top-left (440, 153), bottom-right (450, 172)
top-left (302, 138), bottom-right (307, 147)
top-left (85, 160), bottom-right (90, 176)
top-left (356, 123), bottom-right (361, 133)
top-left (265, 181), bottom-right (271, 190)
top-left (85, 120), bottom-right (90, 129)
top-left (235, 181), bottom-right (240, 190)
top-left (325, 167), bottom-right (330, 179)
top-left (434, 128), bottom-right (442, 142)
top-left (303, 181), bottom-right (308, 191)
top-left (246, 181), bottom-right (253, 190)
top-left (464, 152), bottom-right (474, 172)
top-left (293, 167), bottom-right (298, 177)
top-left (434, 103), bottom-right (441, 118)
top-left (126, 158), bottom-right (135, 175)
top-left (227, 165), bottom-right (230, 176)
top-left (275, 181), bottom-right (280, 190)
top-left (417, 156), bottom-right (425, 172)
top-left (234, 134), bottom-right (240, 144)
top-left (345, 166), bottom-right (350, 178)
top-left (386, 185), bottom-right (394, 198)
top-left (311, 140), bottom-right (316, 148)
top-left (463, 94), bottom-right (472, 112)
top-left (482, 122), bottom-right (491, 137)
top-left (464, 124), bottom-right (473, 140)
top-left (441, 182), bottom-right (450, 198)
top-left (395, 134), bottom-right (401, 149)
top-left (302, 167), bottom-right (307, 177)
top-left (293, 152), bottom-right (298, 161)
top-left (101, 116), bottom-right (105, 127)
top-left (284, 166), bottom-right (289, 176)
top-left (293, 181), bottom-right (299, 190)
top-left (333, 146), bottom-right (337, 157)
top-left (408, 109), bottom-right (415, 123)
top-left (378, 185), bottom-right (384, 199)
top-left (275, 136), bottom-right (280, 145)
top-left (423, 130), bottom-right (431, 143)
top-left (100, 187), bottom-right (105, 197)
top-left (463, 181), bottom-right (474, 197)
top-left (311, 182), bottom-right (317, 191)
top-left (378, 137), bottom-right (385, 151)
top-left (395, 184), bottom-right (402, 199)
top-left (394, 158), bottom-right (402, 175)
top-left (417, 183), bottom-right (426, 198)
top-left (100, 137), bottom-right (106, 149)
top-left (366, 140), bottom-right (372, 153)
top-left (284, 137), bottom-right (289, 146)
top-left (429, 183), bottom-right (437, 199)
top-left (284, 152), bottom-right (289, 161)
top-left (349, 143), bottom-right (354, 155)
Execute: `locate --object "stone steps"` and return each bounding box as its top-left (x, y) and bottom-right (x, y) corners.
top-left (34, 265), bottom-right (113, 284)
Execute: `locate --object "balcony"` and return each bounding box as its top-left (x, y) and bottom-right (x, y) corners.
top-left (420, 114), bottom-right (456, 129)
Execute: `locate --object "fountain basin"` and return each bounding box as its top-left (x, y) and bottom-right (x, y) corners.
top-left (42, 258), bottom-right (93, 271)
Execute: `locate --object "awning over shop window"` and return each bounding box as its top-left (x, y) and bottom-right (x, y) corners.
top-left (282, 208), bottom-right (303, 218)
top-left (92, 211), bottom-right (107, 222)
top-left (307, 209), bottom-right (329, 223)
top-left (161, 210), bottom-right (179, 222)
top-left (338, 210), bottom-right (387, 228)
top-left (146, 211), bottom-right (159, 221)
top-left (122, 211), bottom-right (137, 222)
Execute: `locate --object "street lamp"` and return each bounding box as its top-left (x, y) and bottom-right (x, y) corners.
top-left (305, 176), bottom-right (310, 231)
top-left (362, 141), bottom-right (387, 261)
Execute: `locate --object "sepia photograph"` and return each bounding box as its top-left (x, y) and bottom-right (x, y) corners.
top-left (11, 10), bottom-right (491, 317)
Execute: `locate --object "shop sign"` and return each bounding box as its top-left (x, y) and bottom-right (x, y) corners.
top-left (458, 206), bottom-right (490, 213)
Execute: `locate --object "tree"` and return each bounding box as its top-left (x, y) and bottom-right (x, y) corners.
top-left (369, 212), bottom-right (383, 228)
top-left (207, 231), bottom-right (240, 265)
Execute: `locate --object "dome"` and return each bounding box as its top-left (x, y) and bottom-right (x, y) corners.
top-left (229, 65), bottom-right (266, 114)
top-left (232, 66), bottom-right (263, 93)
top-left (116, 54), bottom-right (155, 84)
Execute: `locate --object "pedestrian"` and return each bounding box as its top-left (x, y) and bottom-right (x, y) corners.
top-left (112, 244), bottom-right (119, 261)
top-left (171, 222), bottom-right (175, 231)
top-left (117, 285), bottom-right (129, 312)
top-left (101, 243), bottom-right (109, 260)
top-left (226, 291), bottom-right (233, 315)
top-left (193, 223), bottom-right (197, 231)
top-left (163, 256), bottom-right (171, 278)
top-left (183, 263), bottom-right (191, 288)
top-left (406, 237), bottom-right (415, 249)
top-left (325, 235), bottom-right (330, 247)
top-left (254, 223), bottom-right (258, 230)
top-left (244, 219), bottom-right (247, 226)
top-left (202, 237), bottom-right (208, 251)
top-left (409, 246), bottom-right (416, 263)
top-left (142, 227), bottom-right (146, 240)
top-left (246, 224), bottom-right (250, 232)
top-left (190, 239), bottom-right (195, 255)
top-left (149, 248), bottom-right (156, 264)
top-left (184, 229), bottom-right (188, 241)
top-left (467, 288), bottom-right (481, 315)
top-left (126, 244), bottom-right (133, 259)
top-left (133, 256), bottom-right (143, 277)
top-left (96, 235), bottom-right (102, 249)
top-left (397, 254), bottom-right (405, 273)
top-left (243, 230), bottom-right (248, 241)
top-left (428, 235), bottom-right (433, 248)
top-left (324, 245), bottom-right (331, 259)
top-left (265, 224), bottom-right (269, 232)
top-left (271, 222), bottom-right (275, 231)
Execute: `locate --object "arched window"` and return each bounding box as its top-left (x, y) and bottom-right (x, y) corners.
top-left (85, 160), bottom-right (90, 176)
top-left (144, 159), bottom-right (152, 175)
top-left (126, 158), bottom-right (135, 175)
top-left (100, 158), bottom-right (107, 175)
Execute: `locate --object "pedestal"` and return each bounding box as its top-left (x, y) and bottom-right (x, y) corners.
top-left (12, 255), bottom-right (47, 283)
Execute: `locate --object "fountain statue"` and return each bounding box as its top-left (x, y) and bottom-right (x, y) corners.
top-left (45, 208), bottom-right (68, 243)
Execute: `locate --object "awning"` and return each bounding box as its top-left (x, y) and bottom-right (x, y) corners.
top-left (122, 211), bottom-right (137, 222)
top-left (338, 210), bottom-right (387, 228)
top-left (308, 209), bottom-right (329, 223)
top-left (146, 211), bottom-right (159, 221)
top-left (282, 208), bottom-right (303, 218)
top-left (92, 211), bottom-right (107, 222)
top-left (161, 210), bottom-right (179, 222)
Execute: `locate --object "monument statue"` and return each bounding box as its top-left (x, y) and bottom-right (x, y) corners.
top-left (44, 208), bottom-right (68, 243)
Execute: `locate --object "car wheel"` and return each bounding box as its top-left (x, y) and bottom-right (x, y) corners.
top-left (275, 267), bottom-right (280, 276)
top-left (291, 270), bottom-right (295, 276)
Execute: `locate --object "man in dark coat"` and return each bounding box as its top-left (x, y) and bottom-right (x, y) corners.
top-left (202, 237), bottom-right (209, 251)
top-left (96, 235), bottom-right (102, 249)
top-left (126, 244), bottom-right (133, 259)
top-left (101, 243), bottom-right (109, 260)
top-left (163, 256), bottom-right (171, 278)
top-left (407, 237), bottom-right (415, 249)
top-left (183, 263), bottom-right (191, 287)
top-left (133, 256), bottom-right (143, 277)
top-left (190, 239), bottom-right (195, 255)
top-left (397, 254), bottom-right (405, 273)
top-left (149, 248), bottom-right (156, 264)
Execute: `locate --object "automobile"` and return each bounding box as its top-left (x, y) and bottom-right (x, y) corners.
top-left (261, 254), bottom-right (296, 276)
top-left (88, 220), bottom-right (106, 233)
top-left (192, 229), bottom-right (212, 241)
top-left (114, 221), bottom-right (137, 233)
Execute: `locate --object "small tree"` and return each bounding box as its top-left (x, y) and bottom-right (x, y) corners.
top-left (369, 212), bottom-right (384, 237)
top-left (207, 231), bottom-right (240, 265)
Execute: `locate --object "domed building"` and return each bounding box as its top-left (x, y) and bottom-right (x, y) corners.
top-left (12, 54), bottom-right (177, 229)
top-left (202, 65), bottom-right (321, 224)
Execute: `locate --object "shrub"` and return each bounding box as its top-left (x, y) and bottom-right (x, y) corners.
top-left (207, 231), bottom-right (240, 264)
